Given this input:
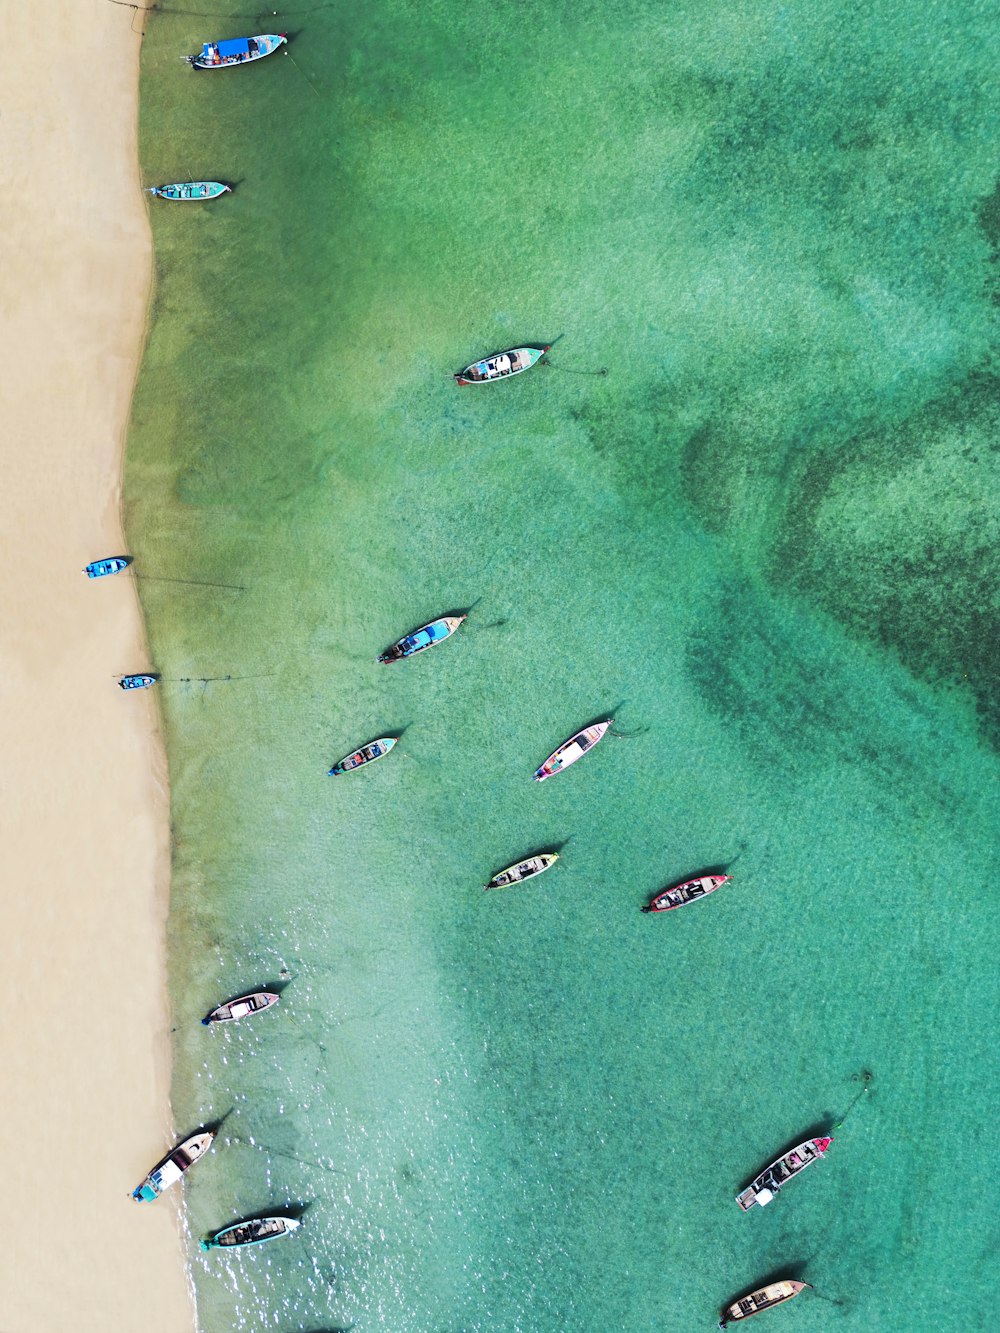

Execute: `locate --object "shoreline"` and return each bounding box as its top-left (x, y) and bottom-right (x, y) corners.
top-left (0, 4), bottom-right (194, 1329)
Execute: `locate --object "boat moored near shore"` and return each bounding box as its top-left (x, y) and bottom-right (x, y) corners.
top-left (84, 556), bottom-right (131, 579)
top-left (132, 1129), bottom-right (216, 1202)
top-left (736, 1137), bottom-right (832, 1211)
top-left (327, 736), bottom-right (397, 774)
top-left (148, 182), bottom-right (231, 201)
top-left (187, 34), bottom-right (286, 69)
top-left (118, 673), bottom-right (158, 691)
top-left (202, 990), bottom-right (279, 1025)
top-left (484, 852), bottom-right (559, 890)
top-left (642, 874), bottom-right (732, 913)
top-left (200, 1215), bottom-right (301, 1251)
top-left (377, 615), bottom-right (466, 663)
top-left (719, 1280), bottom-right (811, 1327)
top-left (533, 721), bottom-right (611, 781)
top-left (454, 345), bottom-right (549, 384)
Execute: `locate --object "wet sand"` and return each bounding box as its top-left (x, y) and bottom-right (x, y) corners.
top-left (0, 4), bottom-right (194, 1329)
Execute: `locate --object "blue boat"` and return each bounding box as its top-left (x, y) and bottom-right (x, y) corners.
top-left (148, 182), bottom-right (231, 202)
top-left (84, 556), bottom-right (131, 579)
top-left (118, 674), bottom-right (158, 691)
top-left (455, 345), bottom-right (549, 385)
top-left (200, 1215), bottom-right (301, 1251)
top-left (188, 34), bottom-right (286, 69)
top-left (328, 736), bottom-right (397, 775)
top-left (377, 615), bottom-right (466, 664)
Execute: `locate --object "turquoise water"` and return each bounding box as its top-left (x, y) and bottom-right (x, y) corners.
top-left (129, 1), bottom-right (999, 1329)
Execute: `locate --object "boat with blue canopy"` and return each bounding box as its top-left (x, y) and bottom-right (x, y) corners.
top-left (378, 615), bottom-right (466, 664)
top-left (148, 182), bottom-right (231, 201)
top-left (454, 345), bottom-right (549, 385)
top-left (188, 34), bottom-right (286, 69)
top-left (84, 556), bottom-right (131, 579)
top-left (118, 673), bottom-right (158, 691)
top-left (328, 736), bottom-right (398, 775)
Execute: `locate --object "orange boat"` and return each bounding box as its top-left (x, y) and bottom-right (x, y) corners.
top-left (719, 1280), bottom-right (810, 1326)
top-left (641, 874), bottom-right (731, 913)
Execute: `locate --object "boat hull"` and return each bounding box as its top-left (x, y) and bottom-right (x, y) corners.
top-left (377, 615), bottom-right (465, 663)
top-left (150, 182), bottom-right (230, 201)
top-left (201, 1215), bottom-right (301, 1250)
top-left (328, 736), bottom-right (397, 775)
top-left (118, 673), bottom-right (157, 690)
top-left (455, 345), bottom-right (548, 385)
top-left (736, 1137), bottom-right (832, 1211)
top-left (533, 721), bottom-right (610, 781)
top-left (132, 1130), bottom-right (216, 1202)
top-left (484, 852), bottom-right (559, 890)
top-left (720, 1280), bottom-right (809, 1326)
top-left (202, 991), bottom-right (279, 1024)
top-left (84, 556), bottom-right (130, 578)
top-left (643, 875), bottom-right (731, 912)
top-left (190, 34), bottom-right (286, 68)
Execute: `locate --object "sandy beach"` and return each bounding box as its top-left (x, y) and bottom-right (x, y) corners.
top-left (0, 4), bottom-right (194, 1330)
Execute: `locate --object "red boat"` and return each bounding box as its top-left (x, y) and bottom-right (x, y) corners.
top-left (641, 874), bottom-right (731, 913)
top-left (736, 1137), bottom-right (833, 1211)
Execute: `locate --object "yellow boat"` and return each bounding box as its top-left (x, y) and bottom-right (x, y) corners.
top-left (484, 852), bottom-right (559, 891)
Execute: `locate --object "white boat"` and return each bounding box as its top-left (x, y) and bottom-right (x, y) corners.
top-left (533, 721), bottom-right (611, 781)
top-left (202, 990), bottom-right (279, 1025)
top-left (132, 1129), bottom-right (216, 1202)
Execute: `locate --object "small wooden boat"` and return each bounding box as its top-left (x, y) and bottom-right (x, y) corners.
top-left (118, 674), bottom-right (158, 691)
top-left (200, 1215), bottom-right (301, 1251)
top-left (132, 1129), bottom-right (215, 1202)
top-left (642, 875), bottom-right (732, 913)
top-left (187, 34), bottom-right (286, 68)
top-left (533, 721), bottom-right (611, 782)
top-left (84, 556), bottom-right (130, 579)
top-left (328, 736), bottom-right (397, 775)
top-left (148, 182), bottom-right (231, 201)
top-left (377, 615), bottom-right (466, 663)
top-left (484, 852), bottom-right (559, 891)
top-left (719, 1280), bottom-right (810, 1327)
top-left (455, 345), bottom-right (549, 385)
top-left (202, 990), bottom-right (279, 1025)
top-left (736, 1137), bottom-right (832, 1211)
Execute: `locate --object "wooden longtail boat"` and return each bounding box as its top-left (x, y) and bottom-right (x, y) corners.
top-left (202, 990), bottom-right (279, 1025)
top-left (327, 737), bottom-right (397, 775)
top-left (132, 1130), bottom-right (215, 1202)
top-left (533, 721), bottom-right (611, 782)
top-left (736, 1137), bottom-right (832, 1211)
top-left (719, 1280), bottom-right (810, 1327)
top-left (377, 616), bottom-right (466, 663)
top-left (148, 182), bottom-right (231, 201)
top-left (84, 556), bottom-right (130, 578)
top-left (484, 852), bottom-right (559, 891)
top-left (642, 875), bottom-right (732, 913)
top-left (454, 345), bottom-right (549, 385)
top-left (200, 1215), bottom-right (301, 1251)
top-left (118, 674), bottom-right (158, 691)
top-left (187, 34), bottom-right (286, 69)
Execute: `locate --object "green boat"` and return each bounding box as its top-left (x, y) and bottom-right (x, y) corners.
top-left (148, 182), bottom-right (231, 201)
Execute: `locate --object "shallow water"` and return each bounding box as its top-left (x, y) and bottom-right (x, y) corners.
top-left (130, 1), bottom-right (999, 1328)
